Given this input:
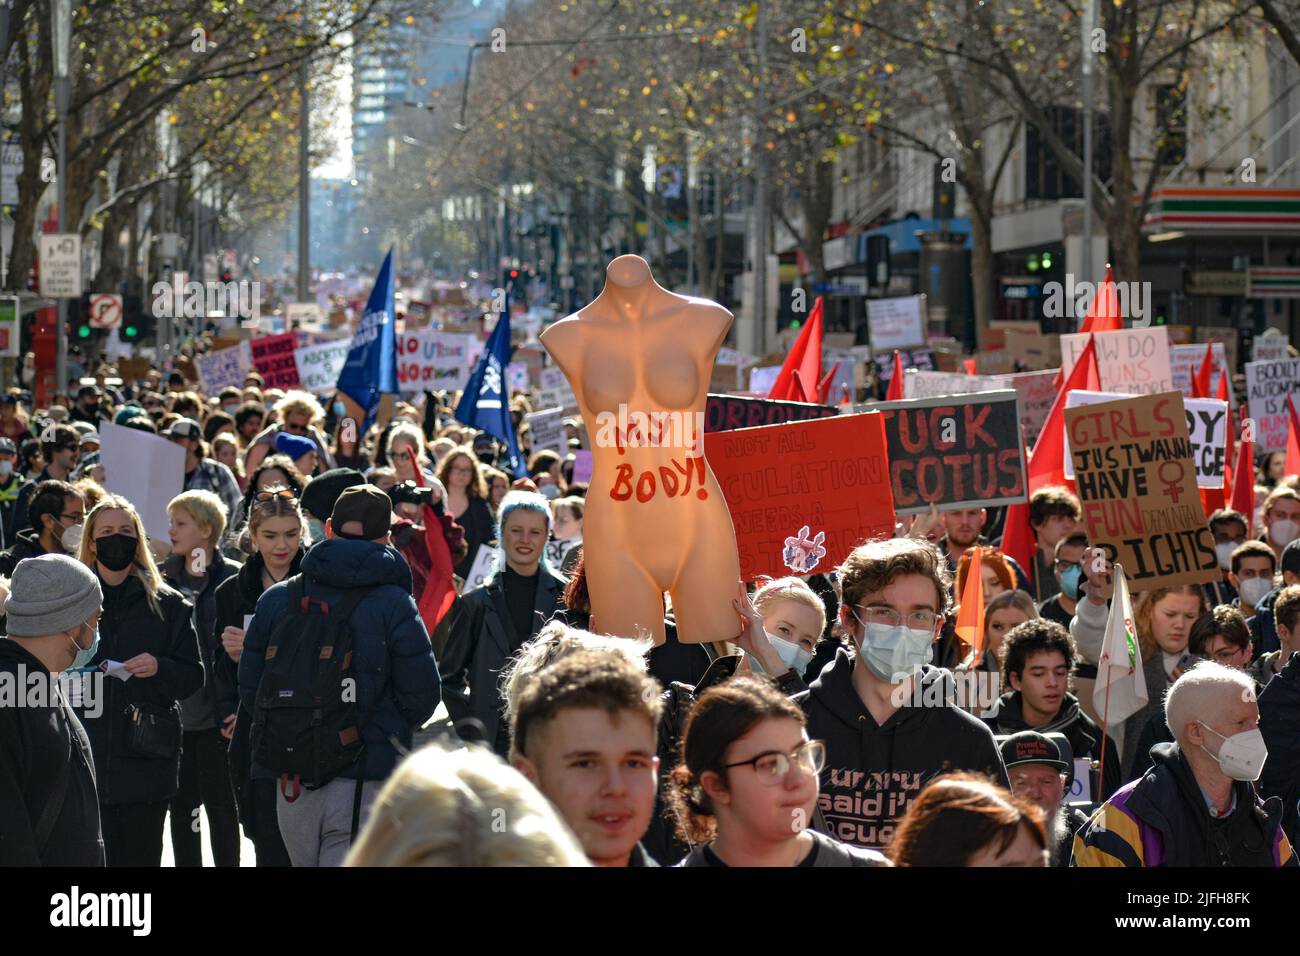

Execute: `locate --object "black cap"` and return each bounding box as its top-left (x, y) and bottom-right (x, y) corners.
top-left (0, 437), bottom-right (15, 454)
top-left (330, 485), bottom-right (392, 540)
top-left (300, 467), bottom-right (365, 521)
top-left (0, 394), bottom-right (17, 405)
top-left (998, 731), bottom-right (1070, 773)
top-left (162, 418), bottom-right (201, 440)
top-left (1282, 538), bottom-right (1300, 577)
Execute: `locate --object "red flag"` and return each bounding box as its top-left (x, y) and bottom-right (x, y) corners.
top-left (886, 350), bottom-right (906, 401)
top-left (1080, 265), bottom-right (1122, 333)
top-left (1200, 486), bottom-right (1225, 518)
top-left (1217, 368), bottom-right (1229, 403)
top-left (955, 547), bottom-right (986, 663)
top-left (412, 467), bottom-right (457, 633)
top-left (1191, 343), bottom-right (1214, 399)
top-left (1000, 501), bottom-right (1037, 593)
top-left (1028, 335), bottom-right (1101, 493)
top-left (1221, 369), bottom-right (1234, 510)
top-left (1286, 395), bottom-right (1300, 479)
top-left (1230, 405), bottom-right (1255, 527)
top-left (817, 358), bottom-right (842, 403)
top-left (767, 297), bottom-right (823, 403)
top-left (963, 358), bottom-right (977, 376)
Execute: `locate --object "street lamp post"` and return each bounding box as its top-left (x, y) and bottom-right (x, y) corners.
top-left (1081, 0), bottom-right (1095, 315)
top-left (52, 0), bottom-right (71, 393)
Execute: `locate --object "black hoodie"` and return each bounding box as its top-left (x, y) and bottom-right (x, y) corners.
top-left (1259, 650), bottom-right (1300, 848)
top-left (799, 647), bottom-right (1008, 850)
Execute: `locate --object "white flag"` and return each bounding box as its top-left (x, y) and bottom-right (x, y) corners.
top-left (1092, 563), bottom-right (1148, 727)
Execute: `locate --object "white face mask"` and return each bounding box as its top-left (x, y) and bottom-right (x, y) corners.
top-left (1214, 541), bottom-right (1239, 571)
top-left (852, 613), bottom-right (934, 683)
top-left (764, 629), bottom-right (813, 675)
top-left (60, 523), bottom-right (83, 555)
top-left (1270, 519), bottom-right (1300, 548)
top-left (1198, 721), bottom-right (1267, 782)
top-left (1236, 576), bottom-right (1273, 609)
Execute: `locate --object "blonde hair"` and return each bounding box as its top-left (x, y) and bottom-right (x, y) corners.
top-left (500, 619), bottom-right (652, 757)
top-left (73, 478), bottom-right (108, 511)
top-left (344, 744), bottom-right (590, 867)
top-left (168, 489), bottom-right (229, 550)
top-left (79, 495), bottom-right (165, 616)
top-left (386, 421), bottom-right (428, 466)
top-left (273, 390), bottom-right (324, 425)
top-left (751, 576), bottom-right (827, 636)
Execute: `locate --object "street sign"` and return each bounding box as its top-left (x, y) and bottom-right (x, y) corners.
top-left (0, 295), bottom-right (20, 358)
top-left (38, 233), bottom-right (82, 298)
top-left (1, 138), bottom-right (21, 206)
top-left (89, 293), bottom-right (123, 329)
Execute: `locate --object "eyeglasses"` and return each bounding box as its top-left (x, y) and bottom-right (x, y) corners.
top-left (60, 512), bottom-right (86, 525)
top-left (450, 466), bottom-right (474, 476)
top-left (256, 488), bottom-right (298, 503)
top-left (723, 740), bottom-right (826, 784)
top-left (282, 421), bottom-right (309, 434)
top-left (855, 605), bottom-right (939, 630)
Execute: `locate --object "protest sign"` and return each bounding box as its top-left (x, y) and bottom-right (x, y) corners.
top-left (747, 365), bottom-right (780, 395)
top-left (506, 362), bottom-right (531, 393)
top-left (866, 295), bottom-right (927, 351)
top-left (704, 412), bottom-right (896, 581)
top-left (249, 332), bottom-right (301, 389)
top-left (459, 544), bottom-right (497, 594)
top-left (1196, 326), bottom-right (1238, 374)
top-left (294, 340), bottom-right (351, 395)
top-left (1170, 343), bottom-right (1228, 397)
top-left (1060, 327), bottom-right (1173, 396)
top-left (195, 345), bottom-right (246, 393)
top-left (1003, 329), bottom-right (1061, 370)
top-left (705, 394), bottom-right (839, 432)
top-left (572, 449), bottom-right (593, 484)
top-left (717, 346), bottom-right (757, 368)
top-left (710, 363), bottom-right (742, 392)
top-left (538, 366), bottom-right (578, 409)
top-left (117, 357), bottom-right (152, 383)
top-left (822, 349), bottom-right (858, 401)
top-left (859, 391), bottom-right (1027, 515)
top-left (1064, 390), bottom-right (1228, 488)
top-left (1253, 330), bottom-right (1291, 363)
top-left (903, 370), bottom-right (1000, 399)
top-left (875, 347), bottom-right (936, 384)
top-left (1245, 357), bottom-right (1300, 453)
top-left (1064, 392), bottom-right (1219, 589)
top-left (525, 406), bottom-right (566, 457)
top-left (98, 422), bottom-right (185, 541)
top-left (396, 331), bottom-right (480, 393)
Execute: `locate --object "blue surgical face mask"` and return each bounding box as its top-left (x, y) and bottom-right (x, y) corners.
top-left (765, 629), bottom-right (813, 675)
top-left (222, 404), bottom-right (239, 416)
top-left (852, 614), bottom-right (934, 682)
top-left (67, 620), bottom-right (100, 671)
top-left (333, 401), bottom-right (347, 418)
top-left (1059, 564), bottom-right (1083, 601)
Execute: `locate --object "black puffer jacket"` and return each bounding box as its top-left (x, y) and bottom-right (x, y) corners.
top-left (0, 528), bottom-right (49, 577)
top-left (72, 574), bottom-right (204, 806)
top-left (1259, 650), bottom-right (1300, 848)
top-left (163, 551), bottom-right (241, 732)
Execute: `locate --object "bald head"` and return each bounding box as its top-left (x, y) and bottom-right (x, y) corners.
top-left (1164, 661), bottom-right (1258, 748)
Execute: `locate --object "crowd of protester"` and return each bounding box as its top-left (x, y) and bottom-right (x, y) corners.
top-left (1, 362), bottom-right (1298, 869)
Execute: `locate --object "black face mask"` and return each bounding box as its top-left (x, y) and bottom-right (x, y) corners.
top-left (95, 533), bottom-right (138, 572)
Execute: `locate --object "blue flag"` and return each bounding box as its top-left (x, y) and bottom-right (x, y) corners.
top-left (456, 301), bottom-right (525, 478)
top-left (336, 248), bottom-right (398, 430)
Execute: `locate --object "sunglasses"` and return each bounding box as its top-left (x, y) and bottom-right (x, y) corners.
top-left (256, 488), bottom-right (298, 503)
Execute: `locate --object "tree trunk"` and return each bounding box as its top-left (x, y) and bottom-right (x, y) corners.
top-left (7, 26), bottom-right (51, 291)
top-left (968, 190), bottom-right (996, 352)
top-left (1106, 87), bottom-right (1140, 284)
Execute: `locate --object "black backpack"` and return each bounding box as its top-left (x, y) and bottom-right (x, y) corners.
top-left (251, 575), bottom-right (371, 800)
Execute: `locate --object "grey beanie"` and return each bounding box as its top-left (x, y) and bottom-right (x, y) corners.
top-left (5, 554), bottom-right (103, 637)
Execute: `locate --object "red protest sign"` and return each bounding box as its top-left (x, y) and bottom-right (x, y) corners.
top-left (704, 412), bottom-right (896, 581)
top-left (250, 332), bottom-right (301, 390)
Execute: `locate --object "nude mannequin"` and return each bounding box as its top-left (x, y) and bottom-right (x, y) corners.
top-left (540, 255), bottom-right (741, 645)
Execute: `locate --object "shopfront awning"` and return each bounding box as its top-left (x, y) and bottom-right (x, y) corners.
top-left (1142, 186), bottom-right (1300, 235)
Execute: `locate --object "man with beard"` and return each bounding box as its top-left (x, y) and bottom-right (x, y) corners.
top-left (1000, 731), bottom-right (1088, 867)
top-left (938, 508), bottom-right (987, 572)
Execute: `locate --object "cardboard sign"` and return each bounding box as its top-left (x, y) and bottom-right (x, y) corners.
top-left (704, 413), bottom-right (896, 581)
top-left (572, 449), bottom-right (593, 484)
top-left (459, 544), bottom-right (497, 594)
top-left (294, 341), bottom-right (351, 396)
top-left (250, 332), bottom-right (301, 389)
top-left (747, 365), bottom-right (780, 395)
top-left (98, 422), bottom-right (185, 541)
top-left (902, 369), bottom-right (1054, 440)
top-left (525, 406), bottom-right (567, 458)
top-left (1170, 343), bottom-right (1228, 398)
top-left (1003, 329), bottom-right (1061, 370)
top-left (1253, 330), bottom-right (1291, 363)
top-left (1009, 370), bottom-right (1059, 440)
top-left (875, 347), bottom-right (935, 383)
top-left (866, 295), bottom-right (927, 351)
top-left (710, 363), bottom-right (742, 392)
top-left (1245, 357), bottom-right (1300, 453)
top-left (1064, 390), bottom-right (1228, 489)
top-left (192, 345), bottom-right (245, 395)
top-left (705, 394), bottom-right (839, 432)
top-left (859, 391), bottom-right (1027, 515)
top-left (1196, 326), bottom-right (1238, 374)
top-left (538, 366), bottom-right (578, 410)
top-left (116, 357), bottom-right (153, 383)
top-left (1064, 392), bottom-right (1218, 589)
top-left (1060, 327), bottom-right (1173, 396)
top-left (396, 331), bottom-right (481, 394)
top-left (506, 362), bottom-right (531, 393)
